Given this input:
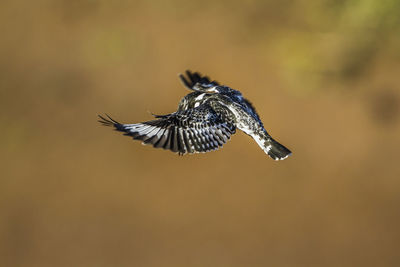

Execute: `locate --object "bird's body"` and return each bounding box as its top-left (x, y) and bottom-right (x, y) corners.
top-left (99, 71), bottom-right (291, 160)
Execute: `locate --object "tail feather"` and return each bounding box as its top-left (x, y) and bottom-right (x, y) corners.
top-left (264, 137), bottom-right (291, 160)
top-left (247, 130), bottom-right (292, 160)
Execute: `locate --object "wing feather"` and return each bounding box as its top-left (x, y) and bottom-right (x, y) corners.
top-left (179, 70), bottom-right (219, 90)
top-left (98, 103), bottom-right (235, 154)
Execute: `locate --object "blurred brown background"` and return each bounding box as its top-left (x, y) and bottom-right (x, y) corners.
top-left (1, 0), bottom-right (400, 266)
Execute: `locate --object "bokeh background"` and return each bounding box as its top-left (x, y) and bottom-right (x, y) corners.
top-left (1, 0), bottom-right (400, 266)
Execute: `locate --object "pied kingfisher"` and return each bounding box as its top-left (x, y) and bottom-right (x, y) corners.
top-left (98, 71), bottom-right (291, 160)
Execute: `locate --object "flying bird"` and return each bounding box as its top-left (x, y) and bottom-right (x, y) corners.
top-left (98, 71), bottom-right (291, 160)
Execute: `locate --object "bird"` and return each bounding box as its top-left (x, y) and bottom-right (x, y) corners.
top-left (98, 70), bottom-right (291, 160)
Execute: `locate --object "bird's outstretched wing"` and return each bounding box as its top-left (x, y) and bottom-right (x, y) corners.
top-left (98, 104), bottom-right (236, 155)
top-left (179, 70), bottom-right (219, 90)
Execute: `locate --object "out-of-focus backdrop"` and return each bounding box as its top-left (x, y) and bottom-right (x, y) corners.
top-left (1, 1), bottom-right (400, 266)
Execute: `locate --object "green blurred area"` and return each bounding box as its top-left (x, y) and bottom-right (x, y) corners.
top-left (1, 1), bottom-right (400, 266)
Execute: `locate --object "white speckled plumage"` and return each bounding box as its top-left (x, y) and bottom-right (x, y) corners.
top-left (98, 70), bottom-right (291, 160)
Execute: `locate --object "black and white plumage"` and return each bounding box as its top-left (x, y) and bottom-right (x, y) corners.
top-left (98, 70), bottom-right (292, 160)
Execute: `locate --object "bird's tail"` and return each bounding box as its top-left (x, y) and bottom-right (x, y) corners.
top-left (263, 136), bottom-right (291, 160)
top-left (246, 129), bottom-right (292, 160)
